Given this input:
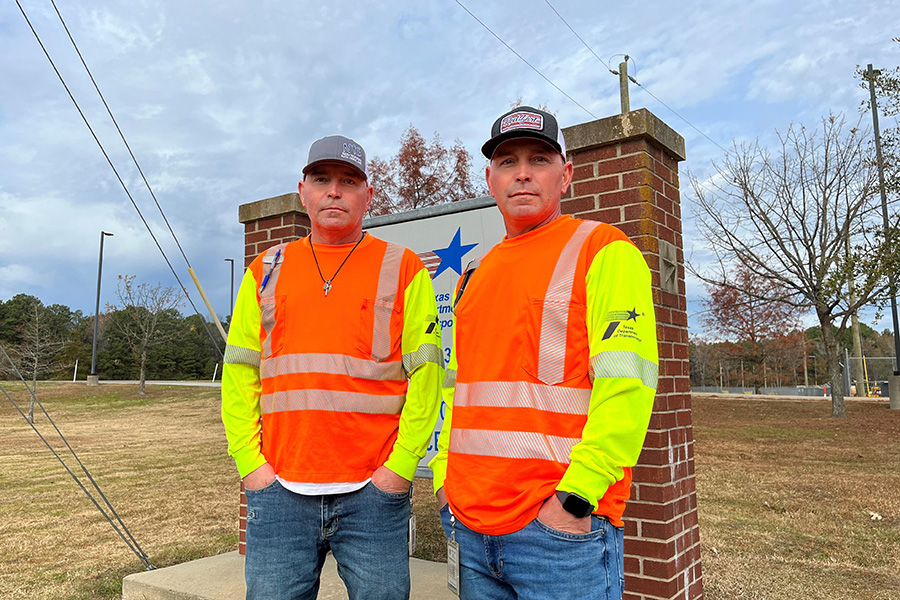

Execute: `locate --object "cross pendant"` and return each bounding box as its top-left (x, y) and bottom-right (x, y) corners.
top-left (324, 280), bottom-right (332, 296)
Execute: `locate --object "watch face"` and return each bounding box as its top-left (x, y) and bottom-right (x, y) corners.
top-left (563, 494), bottom-right (592, 518)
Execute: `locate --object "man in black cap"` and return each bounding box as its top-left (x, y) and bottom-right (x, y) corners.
top-left (430, 107), bottom-right (658, 599)
top-left (222, 134), bottom-right (444, 600)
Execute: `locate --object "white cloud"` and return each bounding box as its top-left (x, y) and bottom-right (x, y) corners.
top-left (0, 0), bottom-right (897, 326)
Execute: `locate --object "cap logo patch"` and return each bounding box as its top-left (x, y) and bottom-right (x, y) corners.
top-left (341, 141), bottom-right (364, 166)
top-left (500, 111), bottom-right (543, 133)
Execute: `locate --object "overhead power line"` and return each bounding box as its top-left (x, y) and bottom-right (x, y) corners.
top-left (454, 0), bottom-right (597, 119)
top-left (542, 0), bottom-right (730, 155)
top-left (49, 0), bottom-right (193, 269)
top-left (14, 0), bottom-right (223, 358)
top-left (542, 0), bottom-right (614, 74)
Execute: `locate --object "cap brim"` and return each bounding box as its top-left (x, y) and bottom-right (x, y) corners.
top-left (481, 130), bottom-right (562, 159)
top-left (302, 159), bottom-right (367, 180)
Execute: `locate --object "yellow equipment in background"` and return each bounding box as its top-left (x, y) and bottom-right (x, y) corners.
top-left (862, 356), bottom-right (882, 397)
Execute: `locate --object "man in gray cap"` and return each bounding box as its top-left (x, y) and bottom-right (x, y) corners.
top-left (431, 107), bottom-right (658, 599)
top-left (222, 134), bottom-right (444, 600)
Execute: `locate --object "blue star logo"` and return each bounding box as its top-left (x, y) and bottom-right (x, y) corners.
top-left (432, 227), bottom-right (478, 279)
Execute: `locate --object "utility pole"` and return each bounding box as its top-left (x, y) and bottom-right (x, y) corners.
top-left (619, 57), bottom-right (631, 114)
top-left (867, 63), bottom-right (900, 409)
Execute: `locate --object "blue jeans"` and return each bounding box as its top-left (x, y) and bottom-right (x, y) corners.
top-left (439, 504), bottom-right (624, 600)
top-left (245, 479), bottom-right (412, 600)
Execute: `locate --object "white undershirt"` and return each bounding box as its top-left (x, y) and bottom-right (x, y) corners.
top-left (276, 476), bottom-right (370, 495)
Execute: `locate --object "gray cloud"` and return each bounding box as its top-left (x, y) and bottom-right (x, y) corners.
top-left (0, 0), bottom-right (896, 337)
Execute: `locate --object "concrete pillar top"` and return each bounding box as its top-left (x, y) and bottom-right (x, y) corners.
top-left (562, 108), bottom-right (686, 162)
top-left (239, 192), bottom-right (306, 225)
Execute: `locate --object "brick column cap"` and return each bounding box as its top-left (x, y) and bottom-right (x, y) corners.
top-left (239, 192), bottom-right (307, 225)
top-left (562, 108), bottom-right (686, 162)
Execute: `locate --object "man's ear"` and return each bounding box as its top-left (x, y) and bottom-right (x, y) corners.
top-left (298, 179), bottom-right (307, 209)
top-left (560, 160), bottom-right (573, 195)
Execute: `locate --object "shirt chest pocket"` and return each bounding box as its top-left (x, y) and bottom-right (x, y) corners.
top-left (260, 294), bottom-right (288, 359)
top-left (357, 297), bottom-right (402, 362)
top-left (520, 297), bottom-right (588, 386)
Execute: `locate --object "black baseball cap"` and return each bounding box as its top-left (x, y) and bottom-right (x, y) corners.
top-left (302, 135), bottom-right (368, 180)
top-left (481, 106), bottom-right (566, 159)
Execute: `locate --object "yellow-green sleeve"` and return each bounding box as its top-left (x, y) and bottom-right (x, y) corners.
top-left (557, 239), bottom-right (659, 509)
top-left (383, 267), bottom-right (444, 481)
top-left (428, 282), bottom-right (460, 494)
top-left (221, 266), bottom-right (267, 479)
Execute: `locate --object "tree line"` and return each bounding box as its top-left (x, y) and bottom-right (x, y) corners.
top-left (0, 282), bottom-right (223, 388)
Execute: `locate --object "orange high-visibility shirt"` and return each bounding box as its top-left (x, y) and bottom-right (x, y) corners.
top-left (222, 234), bottom-right (443, 483)
top-left (431, 216), bottom-right (658, 534)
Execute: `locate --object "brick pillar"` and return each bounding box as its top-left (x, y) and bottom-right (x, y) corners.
top-left (235, 192), bottom-right (311, 555)
top-left (562, 109), bottom-right (702, 600)
top-left (239, 192), bottom-right (311, 268)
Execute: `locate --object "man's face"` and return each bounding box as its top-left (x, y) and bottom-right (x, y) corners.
top-left (299, 163), bottom-right (373, 241)
top-left (486, 139), bottom-right (573, 236)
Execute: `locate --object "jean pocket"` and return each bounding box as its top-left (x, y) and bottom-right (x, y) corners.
top-left (244, 478), bottom-right (281, 495)
top-left (534, 515), bottom-right (606, 542)
top-left (369, 480), bottom-right (412, 501)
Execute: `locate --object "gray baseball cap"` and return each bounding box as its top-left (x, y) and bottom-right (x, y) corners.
top-left (302, 135), bottom-right (368, 180)
top-left (481, 106), bottom-right (566, 159)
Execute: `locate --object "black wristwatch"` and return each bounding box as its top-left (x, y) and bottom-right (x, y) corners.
top-left (556, 491), bottom-right (593, 518)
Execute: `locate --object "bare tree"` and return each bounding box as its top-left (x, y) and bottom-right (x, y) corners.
top-left (367, 125), bottom-right (486, 216)
top-left (690, 115), bottom-right (900, 417)
top-left (112, 275), bottom-right (182, 396)
top-left (14, 304), bottom-right (66, 421)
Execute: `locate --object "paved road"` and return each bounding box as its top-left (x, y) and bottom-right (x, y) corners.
top-left (90, 380), bottom-right (222, 388)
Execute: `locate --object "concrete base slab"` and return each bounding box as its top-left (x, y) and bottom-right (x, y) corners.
top-left (123, 551), bottom-right (455, 600)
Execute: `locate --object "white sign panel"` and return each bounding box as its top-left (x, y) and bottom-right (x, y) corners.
top-left (364, 198), bottom-right (506, 477)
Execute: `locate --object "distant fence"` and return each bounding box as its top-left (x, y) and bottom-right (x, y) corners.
top-left (693, 383), bottom-right (890, 397)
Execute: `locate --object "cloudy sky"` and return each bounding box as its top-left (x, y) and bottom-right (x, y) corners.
top-left (0, 0), bottom-right (897, 337)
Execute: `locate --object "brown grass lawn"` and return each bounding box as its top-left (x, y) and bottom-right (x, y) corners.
top-left (693, 395), bottom-right (900, 600)
top-left (1, 383), bottom-right (898, 599)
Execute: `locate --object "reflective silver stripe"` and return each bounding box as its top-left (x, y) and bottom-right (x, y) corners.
top-left (371, 242), bottom-right (405, 361)
top-left (590, 350), bottom-right (659, 390)
top-left (224, 344), bottom-right (261, 367)
top-left (261, 353), bottom-right (405, 381)
top-left (537, 221), bottom-right (599, 385)
top-left (450, 428), bottom-right (579, 464)
top-left (454, 381), bottom-right (590, 415)
top-left (402, 343), bottom-right (443, 375)
top-left (260, 390), bottom-right (405, 415)
top-left (259, 243), bottom-right (289, 358)
top-left (443, 368), bottom-right (457, 389)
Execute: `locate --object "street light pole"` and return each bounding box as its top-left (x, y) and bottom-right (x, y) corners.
top-left (224, 258), bottom-right (234, 322)
top-left (867, 64), bottom-right (900, 409)
top-left (88, 231), bottom-right (114, 386)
